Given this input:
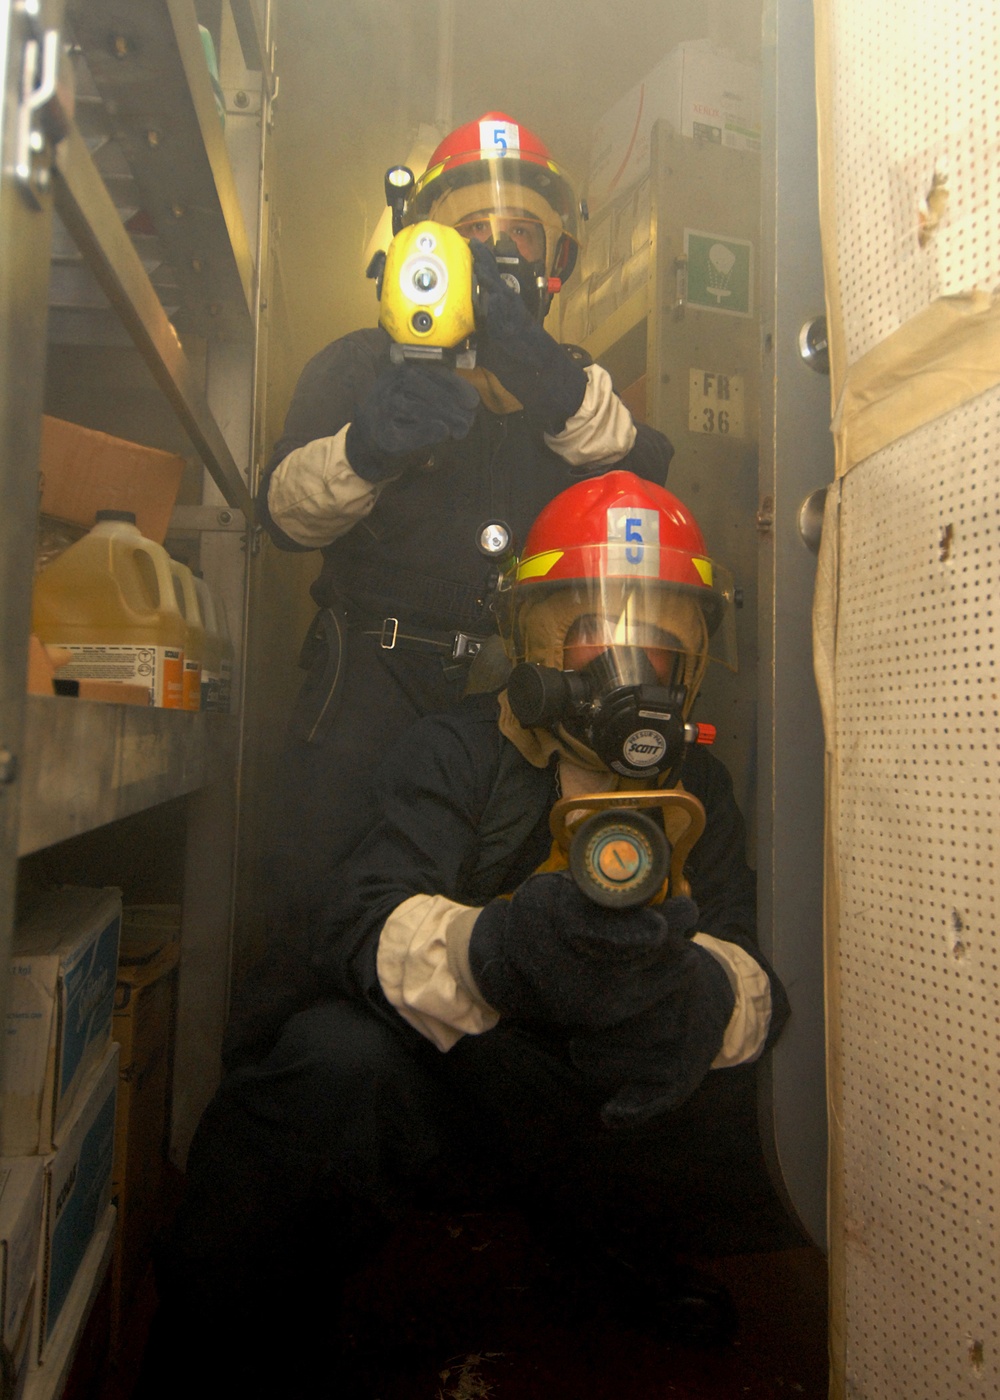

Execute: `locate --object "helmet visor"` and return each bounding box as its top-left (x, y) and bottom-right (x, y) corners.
top-left (411, 153), bottom-right (582, 279)
top-left (509, 543), bottom-right (738, 674)
top-left (451, 213), bottom-right (547, 265)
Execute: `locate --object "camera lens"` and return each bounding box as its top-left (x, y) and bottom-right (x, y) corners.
top-left (411, 310), bottom-right (433, 334)
top-left (412, 265), bottom-right (438, 293)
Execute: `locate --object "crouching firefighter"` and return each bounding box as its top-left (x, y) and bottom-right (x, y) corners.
top-left (138, 472), bottom-right (791, 1397)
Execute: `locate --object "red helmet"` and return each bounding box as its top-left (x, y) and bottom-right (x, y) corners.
top-left (408, 112), bottom-right (584, 284)
top-left (509, 471), bottom-right (737, 673)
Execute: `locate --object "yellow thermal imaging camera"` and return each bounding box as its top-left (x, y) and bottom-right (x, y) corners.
top-left (368, 221), bottom-right (479, 368)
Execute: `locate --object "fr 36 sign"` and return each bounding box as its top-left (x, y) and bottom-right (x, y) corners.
top-left (688, 370), bottom-right (745, 438)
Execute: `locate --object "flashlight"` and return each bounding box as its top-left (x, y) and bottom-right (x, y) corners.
top-left (476, 519), bottom-right (513, 561)
top-left (385, 165), bottom-right (414, 235)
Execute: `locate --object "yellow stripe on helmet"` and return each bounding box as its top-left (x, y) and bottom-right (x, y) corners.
top-left (693, 557), bottom-right (714, 587)
top-left (516, 549), bottom-right (564, 582)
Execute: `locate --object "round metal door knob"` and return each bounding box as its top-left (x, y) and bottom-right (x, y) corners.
top-left (798, 488), bottom-right (828, 554)
top-left (798, 316), bottom-right (830, 374)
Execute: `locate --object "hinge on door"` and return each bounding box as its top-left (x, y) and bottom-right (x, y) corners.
top-left (14, 3), bottom-right (73, 209)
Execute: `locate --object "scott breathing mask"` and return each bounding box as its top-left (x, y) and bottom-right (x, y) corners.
top-left (456, 225), bottom-right (547, 319)
top-left (507, 614), bottom-right (714, 782)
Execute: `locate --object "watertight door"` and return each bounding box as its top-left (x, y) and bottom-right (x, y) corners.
top-left (756, 0), bottom-right (833, 1251)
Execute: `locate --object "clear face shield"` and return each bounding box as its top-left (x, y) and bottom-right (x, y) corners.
top-left (504, 544), bottom-right (737, 780)
top-left (411, 153), bottom-right (583, 283)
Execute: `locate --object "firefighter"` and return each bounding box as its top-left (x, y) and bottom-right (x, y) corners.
top-left (143, 474), bottom-right (790, 1396)
top-left (237, 113), bottom-right (675, 1065)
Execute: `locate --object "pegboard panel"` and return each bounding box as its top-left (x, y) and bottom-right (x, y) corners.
top-left (834, 385), bottom-right (1000, 1396)
top-left (826, 0), bottom-right (1000, 366)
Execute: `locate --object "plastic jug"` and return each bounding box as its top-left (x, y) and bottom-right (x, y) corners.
top-left (170, 560), bottom-right (205, 712)
top-left (193, 575), bottom-right (234, 713)
top-left (32, 510), bottom-right (186, 708)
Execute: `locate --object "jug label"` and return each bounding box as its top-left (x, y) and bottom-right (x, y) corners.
top-left (52, 644), bottom-right (185, 708)
top-left (201, 666), bottom-right (224, 712)
top-left (182, 658), bottom-right (202, 711)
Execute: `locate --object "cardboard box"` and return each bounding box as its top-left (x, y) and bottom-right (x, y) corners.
top-left (2, 1281), bottom-right (33, 1400)
top-left (630, 178), bottom-right (652, 257)
top-left (0, 1161), bottom-right (44, 1370)
top-left (38, 417), bottom-right (186, 545)
top-left (120, 905), bottom-right (182, 947)
top-left (2, 889), bottom-right (122, 1157)
top-left (37, 1045), bottom-right (118, 1360)
top-left (618, 374), bottom-right (647, 425)
top-left (611, 198), bottom-right (640, 267)
top-left (111, 937), bottom-right (179, 1333)
top-left (621, 243), bottom-right (653, 303)
top-left (579, 209), bottom-right (612, 284)
top-left (588, 265), bottom-right (623, 336)
top-left (559, 277), bottom-right (591, 347)
top-left (588, 41), bottom-right (761, 211)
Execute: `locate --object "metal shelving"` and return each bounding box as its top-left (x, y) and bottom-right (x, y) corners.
top-left (0, 0), bottom-right (274, 1387)
top-left (66, 0), bottom-right (255, 341)
top-left (52, 121), bottom-right (253, 515)
top-left (18, 699), bottom-right (238, 856)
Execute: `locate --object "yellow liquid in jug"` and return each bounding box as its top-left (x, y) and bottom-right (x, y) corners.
top-left (32, 518), bottom-right (187, 708)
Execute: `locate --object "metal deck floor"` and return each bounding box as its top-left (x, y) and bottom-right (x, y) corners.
top-left (89, 1199), bottom-right (828, 1399)
top-left (340, 1209), bottom-right (828, 1399)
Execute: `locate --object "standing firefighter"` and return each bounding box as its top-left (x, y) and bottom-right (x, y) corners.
top-left (244, 113), bottom-right (674, 1057)
top-left (143, 473), bottom-right (791, 1397)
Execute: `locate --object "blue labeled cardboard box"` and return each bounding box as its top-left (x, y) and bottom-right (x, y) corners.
top-left (38, 1043), bottom-right (118, 1359)
top-left (2, 888), bottom-right (121, 1156)
top-left (0, 1156), bottom-right (44, 1397)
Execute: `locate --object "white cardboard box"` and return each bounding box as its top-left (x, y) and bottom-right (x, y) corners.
top-left (559, 277), bottom-right (591, 346)
top-left (588, 41), bottom-right (761, 211)
top-left (2, 889), bottom-right (121, 1156)
top-left (3, 1281), bottom-right (34, 1400)
top-left (0, 1159), bottom-right (44, 1379)
top-left (23, 1209), bottom-right (115, 1400)
top-left (37, 1044), bottom-right (118, 1361)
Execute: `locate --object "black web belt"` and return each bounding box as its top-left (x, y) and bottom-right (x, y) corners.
top-left (347, 609), bottom-right (489, 663)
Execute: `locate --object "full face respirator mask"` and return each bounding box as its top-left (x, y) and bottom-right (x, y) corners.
top-left (506, 644), bottom-right (710, 782)
top-left (487, 231), bottom-right (546, 320)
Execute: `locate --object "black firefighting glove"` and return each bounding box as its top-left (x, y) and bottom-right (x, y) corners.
top-left (345, 363), bottom-right (480, 482)
top-left (567, 974), bottom-right (735, 1128)
top-left (470, 239), bottom-right (588, 434)
top-left (469, 871), bottom-right (703, 1026)
top-left (468, 872), bottom-right (735, 1127)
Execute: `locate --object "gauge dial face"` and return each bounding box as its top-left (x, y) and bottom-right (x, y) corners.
top-left (570, 808), bottom-right (670, 909)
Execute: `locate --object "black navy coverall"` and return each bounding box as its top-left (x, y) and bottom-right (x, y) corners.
top-left (238, 327), bottom-right (673, 1061)
top-left (257, 327), bottom-right (673, 926)
top-left (157, 692), bottom-right (791, 1397)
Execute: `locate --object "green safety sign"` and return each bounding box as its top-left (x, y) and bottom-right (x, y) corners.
top-left (684, 230), bottom-right (753, 317)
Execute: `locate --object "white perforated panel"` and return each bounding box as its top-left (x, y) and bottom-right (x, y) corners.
top-left (827, 0), bottom-right (1000, 365)
top-left (834, 385), bottom-right (1000, 1397)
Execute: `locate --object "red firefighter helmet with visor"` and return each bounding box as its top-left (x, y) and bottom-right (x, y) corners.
top-left (507, 471), bottom-right (737, 694)
top-left (408, 112), bottom-right (584, 286)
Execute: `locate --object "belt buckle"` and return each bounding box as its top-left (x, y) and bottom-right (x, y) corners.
top-left (380, 617), bottom-right (399, 650)
top-left (452, 631), bottom-right (482, 661)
